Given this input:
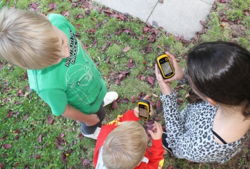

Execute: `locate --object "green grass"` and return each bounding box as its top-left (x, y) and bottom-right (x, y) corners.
top-left (0, 0), bottom-right (249, 168)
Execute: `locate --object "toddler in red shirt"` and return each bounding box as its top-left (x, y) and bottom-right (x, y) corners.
top-left (93, 108), bottom-right (164, 169)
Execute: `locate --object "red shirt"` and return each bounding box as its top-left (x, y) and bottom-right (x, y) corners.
top-left (93, 110), bottom-right (164, 169)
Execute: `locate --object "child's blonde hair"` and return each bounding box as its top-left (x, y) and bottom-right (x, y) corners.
top-left (0, 7), bottom-right (61, 69)
top-left (102, 121), bottom-right (148, 169)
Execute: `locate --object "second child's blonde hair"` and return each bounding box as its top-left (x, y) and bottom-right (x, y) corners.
top-left (0, 7), bottom-right (61, 69)
top-left (103, 121), bottom-right (148, 169)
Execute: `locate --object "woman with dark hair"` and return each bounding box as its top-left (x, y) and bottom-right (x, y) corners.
top-left (155, 41), bottom-right (250, 163)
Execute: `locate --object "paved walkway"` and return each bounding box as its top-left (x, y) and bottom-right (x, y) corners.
top-left (94, 0), bottom-right (215, 40)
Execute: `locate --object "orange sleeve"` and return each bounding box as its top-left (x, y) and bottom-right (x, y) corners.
top-left (135, 139), bottom-right (165, 169)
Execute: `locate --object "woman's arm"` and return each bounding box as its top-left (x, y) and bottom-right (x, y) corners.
top-left (155, 52), bottom-right (186, 144)
top-left (155, 52), bottom-right (194, 159)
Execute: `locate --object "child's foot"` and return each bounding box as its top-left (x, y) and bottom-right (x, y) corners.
top-left (162, 132), bottom-right (173, 154)
top-left (80, 121), bottom-right (102, 140)
top-left (103, 91), bottom-right (118, 107)
top-left (81, 126), bottom-right (101, 140)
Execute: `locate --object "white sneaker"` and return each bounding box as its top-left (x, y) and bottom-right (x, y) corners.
top-left (103, 91), bottom-right (118, 107)
top-left (82, 127), bottom-right (101, 140)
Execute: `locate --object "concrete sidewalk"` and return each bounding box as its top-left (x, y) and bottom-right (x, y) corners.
top-left (94, 0), bottom-right (215, 40)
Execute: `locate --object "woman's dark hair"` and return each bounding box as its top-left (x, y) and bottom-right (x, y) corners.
top-left (187, 41), bottom-right (250, 117)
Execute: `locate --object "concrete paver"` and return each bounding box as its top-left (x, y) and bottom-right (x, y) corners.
top-left (148, 0), bottom-right (214, 39)
top-left (94, 0), bottom-right (158, 21)
top-left (94, 0), bottom-right (215, 40)
top-left (200, 0), bottom-right (215, 5)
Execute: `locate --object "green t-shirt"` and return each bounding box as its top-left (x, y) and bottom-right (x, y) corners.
top-left (27, 14), bottom-right (107, 116)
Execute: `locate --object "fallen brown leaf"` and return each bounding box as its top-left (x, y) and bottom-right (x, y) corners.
top-left (127, 59), bottom-right (135, 68)
top-left (123, 46), bottom-right (131, 52)
top-left (47, 115), bottom-right (55, 125)
top-left (130, 96), bottom-right (137, 103)
top-left (37, 134), bottom-right (43, 143)
top-left (82, 158), bottom-right (91, 167)
top-left (61, 11), bottom-right (69, 17)
top-left (28, 2), bottom-right (39, 11)
top-left (75, 14), bottom-right (84, 19)
top-left (118, 98), bottom-right (129, 104)
top-left (146, 76), bottom-right (155, 86)
top-left (2, 144), bottom-right (11, 149)
top-left (34, 154), bottom-right (41, 159)
top-left (111, 101), bottom-right (118, 109)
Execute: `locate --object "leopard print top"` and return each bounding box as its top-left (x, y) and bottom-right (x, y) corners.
top-left (160, 92), bottom-right (246, 163)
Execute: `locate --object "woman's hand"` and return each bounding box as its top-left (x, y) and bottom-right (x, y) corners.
top-left (159, 52), bottom-right (184, 83)
top-left (155, 52), bottom-right (184, 95)
top-left (155, 64), bottom-right (172, 95)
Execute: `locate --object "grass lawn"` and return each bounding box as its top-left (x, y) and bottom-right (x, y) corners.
top-left (0, 0), bottom-right (249, 168)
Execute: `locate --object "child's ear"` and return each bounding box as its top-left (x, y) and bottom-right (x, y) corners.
top-left (206, 97), bottom-right (217, 106)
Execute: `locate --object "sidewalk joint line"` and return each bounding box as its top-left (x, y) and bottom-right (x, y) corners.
top-left (145, 0), bottom-right (159, 23)
top-left (199, 0), bottom-right (214, 5)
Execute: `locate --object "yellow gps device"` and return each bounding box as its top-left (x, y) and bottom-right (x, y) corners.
top-left (138, 100), bottom-right (150, 120)
top-left (156, 54), bottom-right (175, 79)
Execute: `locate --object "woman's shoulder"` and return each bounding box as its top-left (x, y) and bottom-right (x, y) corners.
top-left (182, 119), bottom-right (244, 163)
top-left (187, 101), bottom-right (216, 113)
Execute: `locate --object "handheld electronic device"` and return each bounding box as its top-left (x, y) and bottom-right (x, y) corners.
top-left (138, 100), bottom-right (151, 120)
top-left (156, 54), bottom-right (175, 79)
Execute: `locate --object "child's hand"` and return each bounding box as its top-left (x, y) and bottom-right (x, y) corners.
top-left (134, 95), bottom-right (154, 118)
top-left (85, 114), bottom-right (100, 126)
top-left (148, 121), bottom-right (163, 140)
top-left (142, 94), bottom-right (154, 117)
top-left (134, 107), bottom-right (139, 117)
